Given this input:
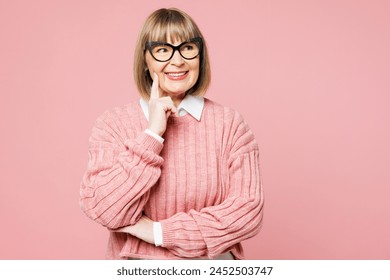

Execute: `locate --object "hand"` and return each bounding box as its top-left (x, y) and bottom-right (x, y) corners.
top-left (148, 72), bottom-right (177, 136)
top-left (111, 215), bottom-right (155, 245)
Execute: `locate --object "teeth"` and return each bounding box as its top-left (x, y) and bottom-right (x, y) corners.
top-left (167, 72), bottom-right (186, 77)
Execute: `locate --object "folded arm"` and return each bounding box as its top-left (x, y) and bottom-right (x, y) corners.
top-left (79, 111), bottom-right (164, 229)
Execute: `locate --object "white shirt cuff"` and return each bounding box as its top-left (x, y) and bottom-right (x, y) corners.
top-left (153, 222), bottom-right (163, 246)
top-left (144, 129), bottom-right (164, 143)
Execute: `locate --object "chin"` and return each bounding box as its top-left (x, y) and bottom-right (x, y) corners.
top-left (164, 85), bottom-right (191, 95)
top-left (165, 90), bottom-right (187, 98)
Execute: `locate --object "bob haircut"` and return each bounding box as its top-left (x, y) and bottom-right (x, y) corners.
top-left (134, 8), bottom-right (211, 99)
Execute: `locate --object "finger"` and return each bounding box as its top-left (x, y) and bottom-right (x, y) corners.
top-left (160, 97), bottom-right (177, 113)
top-left (141, 215), bottom-right (153, 222)
top-left (150, 72), bottom-right (160, 100)
top-left (163, 104), bottom-right (177, 114)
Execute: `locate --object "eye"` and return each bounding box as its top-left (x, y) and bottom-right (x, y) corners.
top-left (182, 43), bottom-right (194, 51)
top-left (154, 47), bottom-right (169, 53)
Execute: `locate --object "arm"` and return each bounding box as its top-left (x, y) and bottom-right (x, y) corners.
top-left (112, 149), bottom-right (263, 255)
top-left (91, 73), bottom-right (176, 234)
top-left (79, 110), bottom-right (164, 229)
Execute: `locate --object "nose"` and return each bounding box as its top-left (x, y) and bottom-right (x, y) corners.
top-left (169, 49), bottom-right (185, 66)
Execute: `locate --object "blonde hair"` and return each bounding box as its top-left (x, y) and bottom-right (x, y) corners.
top-left (133, 8), bottom-right (211, 99)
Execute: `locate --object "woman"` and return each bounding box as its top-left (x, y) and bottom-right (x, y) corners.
top-left (80, 8), bottom-right (264, 260)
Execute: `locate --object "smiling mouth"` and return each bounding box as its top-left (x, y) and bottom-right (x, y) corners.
top-left (165, 71), bottom-right (188, 77)
top-left (165, 71), bottom-right (189, 80)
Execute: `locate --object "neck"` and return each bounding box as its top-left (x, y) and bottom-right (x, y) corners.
top-left (162, 92), bottom-right (186, 108)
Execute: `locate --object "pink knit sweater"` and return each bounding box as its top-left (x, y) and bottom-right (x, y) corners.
top-left (80, 98), bottom-right (264, 259)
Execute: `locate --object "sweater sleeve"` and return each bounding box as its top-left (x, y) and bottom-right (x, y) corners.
top-left (79, 109), bottom-right (164, 229)
top-left (159, 114), bottom-right (264, 259)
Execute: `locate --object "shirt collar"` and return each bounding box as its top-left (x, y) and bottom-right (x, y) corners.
top-left (139, 95), bottom-right (204, 121)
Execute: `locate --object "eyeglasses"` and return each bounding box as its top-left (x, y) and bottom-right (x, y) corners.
top-left (146, 37), bottom-right (203, 62)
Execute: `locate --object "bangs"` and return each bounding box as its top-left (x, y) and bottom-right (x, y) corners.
top-left (147, 13), bottom-right (200, 43)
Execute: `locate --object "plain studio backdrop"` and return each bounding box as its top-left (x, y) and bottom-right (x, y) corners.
top-left (0, 0), bottom-right (389, 259)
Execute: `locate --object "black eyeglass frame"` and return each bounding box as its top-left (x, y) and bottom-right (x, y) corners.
top-left (145, 37), bottom-right (203, 62)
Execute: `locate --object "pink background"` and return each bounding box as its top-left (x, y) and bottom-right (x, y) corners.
top-left (1, 0), bottom-right (389, 259)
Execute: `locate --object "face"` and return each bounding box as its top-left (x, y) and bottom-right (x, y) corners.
top-left (145, 36), bottom-right (200, 103)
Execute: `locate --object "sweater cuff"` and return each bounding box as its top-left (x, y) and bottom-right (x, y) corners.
top-left (131, 132), bottom-right (164, 155)
top-left (159, 219), bottom-right (176, 248)
top-left (144, 129), bottom-right (164, 143)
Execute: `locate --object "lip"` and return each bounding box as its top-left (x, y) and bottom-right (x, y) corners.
top-left (165, 71), bottom-right (189, 81)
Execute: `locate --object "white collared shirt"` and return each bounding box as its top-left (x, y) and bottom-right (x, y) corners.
top-left (140, 94), bottom-right (204, 121)
top-left (139, 94), bottom-right (204, 246)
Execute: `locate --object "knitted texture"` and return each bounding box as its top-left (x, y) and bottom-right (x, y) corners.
top-left (80, 98), bottom-right (264, 259)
